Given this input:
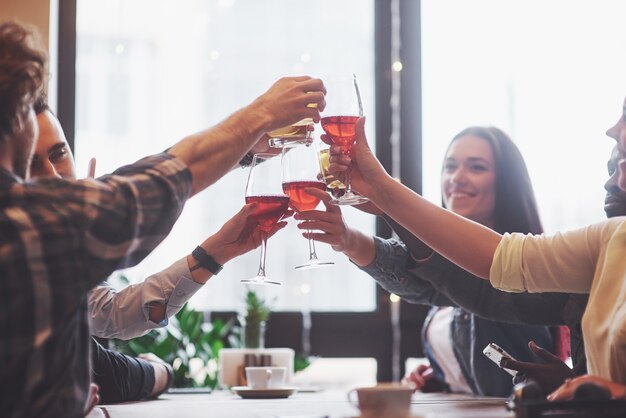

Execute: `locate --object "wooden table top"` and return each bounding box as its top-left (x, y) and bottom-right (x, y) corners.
top-left (97, 389), bottom-right (514, 418)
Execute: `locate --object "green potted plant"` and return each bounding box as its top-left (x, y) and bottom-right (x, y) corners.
top-left (239, 290), bottom-right (271, 349)
top-left (114, 303), bottom-right (237, 388)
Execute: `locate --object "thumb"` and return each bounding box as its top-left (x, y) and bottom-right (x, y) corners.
top-left (233, 202), bottom-right (257, 223)
top-left (354, 116), bottom-right (370, 152)
top-left (305, 187), bottom-right (338, 212)
top-left (87, 157), bottom-right (97, 178)
top-left (528, 340), bottom-right (561, 363)
top-left (320, 134), bottom-right (333, 146)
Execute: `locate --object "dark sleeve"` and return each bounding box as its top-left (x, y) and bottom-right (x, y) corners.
top-left (359, 236), bottom-right (457, 307)
top-left (411, 251), bottom-right (572, 325)
top-left (377, 215), bottom-right (571, 325)
top-left (383, 216), bottom-right (589, 370)
top-left (91, 338), bottom-right (155, 403)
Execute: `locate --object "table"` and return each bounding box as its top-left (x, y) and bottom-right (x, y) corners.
top-left (99, 389), bottom-right (513, 418)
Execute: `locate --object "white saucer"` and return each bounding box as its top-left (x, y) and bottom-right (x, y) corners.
top-left (231, 386), bottom-right (298, 399)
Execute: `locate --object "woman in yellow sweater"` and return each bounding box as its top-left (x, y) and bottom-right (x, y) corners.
top-left (323, 102), bottom-right (626, 400)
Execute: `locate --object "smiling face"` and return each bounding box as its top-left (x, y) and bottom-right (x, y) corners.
top-left (603, 145), bottom-right (626, 218)
top-left (441, 135), bottom-right (496, 228)
top-left (30, 110), bottom-right (76, 180)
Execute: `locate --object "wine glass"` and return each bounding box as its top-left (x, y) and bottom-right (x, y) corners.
top-left (320, 73), bottom-right (368, 205)
top-left (282, 142), bottom-right (335, 270)
top-left (267, 118), bottom-right (314, 148)
top-left (318, 146), bottom-right (346, 199)
top-left (241, 154), bottom-right (290, 285)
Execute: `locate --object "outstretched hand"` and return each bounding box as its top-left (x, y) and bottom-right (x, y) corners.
top-left (500, 341), bottom-right (575, 394)
top-left (202, 203), bottom-right (290, 263)
top-left (83, 383), bottom-right (100, 416)
top-left (327, 117), bottom-right (390, 200)
top-left (293, 187), bottom-right (376, 266)
top-left (293, 187), bottom-right (357, 252)
top-left (547, 374), bottom-right (626, 401)
top-left (402, 364), bottom-right (445, 393)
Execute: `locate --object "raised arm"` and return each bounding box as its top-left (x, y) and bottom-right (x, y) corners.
top-left (89, 202), bottom-right (287, 339)
top-left (169, 76), bottom-right (325, 195)
top-left (328, 117), bottom-right (500, 280)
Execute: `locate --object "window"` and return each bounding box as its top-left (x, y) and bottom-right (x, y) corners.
top-left (74, 0), bottom-right (377, 312)
top-left (421, 0), bottom-right (626, 232)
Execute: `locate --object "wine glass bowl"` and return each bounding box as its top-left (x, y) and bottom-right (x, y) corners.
top-left (320, 115), bottom-right (359, 149)
top-left (320, 73), bottom-right (368, 205)
top-left (244, 195), bottom-right (290, 234)
top-left (282, 142), bottom-right (335, 270)
top-left (242, 154), bottom-right (289, 285)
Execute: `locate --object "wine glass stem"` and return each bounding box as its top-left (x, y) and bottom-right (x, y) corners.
top-left (307, 230), bottom-right (319, 262)
top-left (256, 234), bottom-right (268, 277)
top-left (344, 165), bottom-right (353, 194)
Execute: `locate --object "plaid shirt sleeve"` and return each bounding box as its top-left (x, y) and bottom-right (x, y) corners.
top-left (0, 153), bottom-right (192, 417)
top-left (18, 153), bottom-right (192, 299)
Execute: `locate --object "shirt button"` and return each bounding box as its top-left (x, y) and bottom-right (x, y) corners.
top-left (176, 290), bottom-right (185, 297)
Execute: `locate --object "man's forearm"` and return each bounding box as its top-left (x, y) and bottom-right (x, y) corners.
top-left (168, 106), bottom-right (266, 196)
top-left (168, 76), bottom-right (326, 196)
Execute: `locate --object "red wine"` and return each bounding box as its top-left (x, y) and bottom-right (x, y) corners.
top-left (282, 181), bottom-right (326, 212)
top-left (245, 195), bottom-right (290, 233)
top-left (320, 115), bottom-right (359, 147)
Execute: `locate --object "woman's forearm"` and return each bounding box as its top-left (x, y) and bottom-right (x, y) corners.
top-left (370, 176), bottom-right (502, 280)
top-left (342, 229), bottom-right (376, 267)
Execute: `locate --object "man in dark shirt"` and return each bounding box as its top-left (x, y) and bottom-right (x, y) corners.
top-left (0, 21), bottom-right (325, 418)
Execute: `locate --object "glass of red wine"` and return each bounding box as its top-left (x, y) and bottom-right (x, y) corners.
top-left (282, 142), bottom-right (335, 270)
top-left (242, 154), bottom-right (290, 285)
top-left (320, 73), bottom-right (368, 206)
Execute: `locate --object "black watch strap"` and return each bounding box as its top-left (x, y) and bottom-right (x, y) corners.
top-left (191, 246), bottom-right (223, 275)
top-left (239, 152), bottom-right (254, 168)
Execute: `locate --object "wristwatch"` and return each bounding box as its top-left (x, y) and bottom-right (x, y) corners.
top-left (239, 152), bottom-right (254, 168)
top-left (190, 246), bottom-right (223, 275)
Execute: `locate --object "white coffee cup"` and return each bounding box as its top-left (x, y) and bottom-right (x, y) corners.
top-left (245, 366), bottom-right (287, 389)
top-left (348, 383), bottom-right (412, 418)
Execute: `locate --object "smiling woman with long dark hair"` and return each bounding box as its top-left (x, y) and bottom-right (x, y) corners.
top-left (296, 126), bottom-right (563, 396)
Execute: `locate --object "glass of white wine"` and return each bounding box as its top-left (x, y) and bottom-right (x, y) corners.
top-left (268, 118), bottom-right (314, 148)
top-left (318, 147), bottom-right (346, 199)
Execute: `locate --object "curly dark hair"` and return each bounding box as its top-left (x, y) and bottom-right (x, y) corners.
top-left (0, 21), bottom-right (47, 143)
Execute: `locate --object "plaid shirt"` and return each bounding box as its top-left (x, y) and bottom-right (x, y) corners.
top-left (0, 153), bottom-right (191, 418)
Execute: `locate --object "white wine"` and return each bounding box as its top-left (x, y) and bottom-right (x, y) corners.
top-left (318, 149), bottom-right (346, 197)
top-left (268, 118), bottom-right (313, 148)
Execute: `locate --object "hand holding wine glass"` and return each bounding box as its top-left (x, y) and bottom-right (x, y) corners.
top-left (282, 142), bottom-right (334, 270)
top-left (320, 73), bottom-right (368, 205)
top-left (242, 154), bottom-right (291, 285)
top-left (326, 116), bottom-right (392, 204)
top-left (254, 76), bottom-right (326, 134)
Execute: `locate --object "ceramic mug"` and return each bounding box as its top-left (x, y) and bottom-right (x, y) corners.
top-left (245, 366), bottom-right (287, 389)
top-left (348, 383), bottom-right (412, 418)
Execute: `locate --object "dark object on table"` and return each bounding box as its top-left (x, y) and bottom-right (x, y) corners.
top-left (572, 382), bottom-right (611, 401)
top-left (507, 380), bottom-right (626, 418)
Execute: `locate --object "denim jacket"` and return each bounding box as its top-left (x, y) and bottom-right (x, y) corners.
top-left (360, 236), bottom-right (588, 395)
